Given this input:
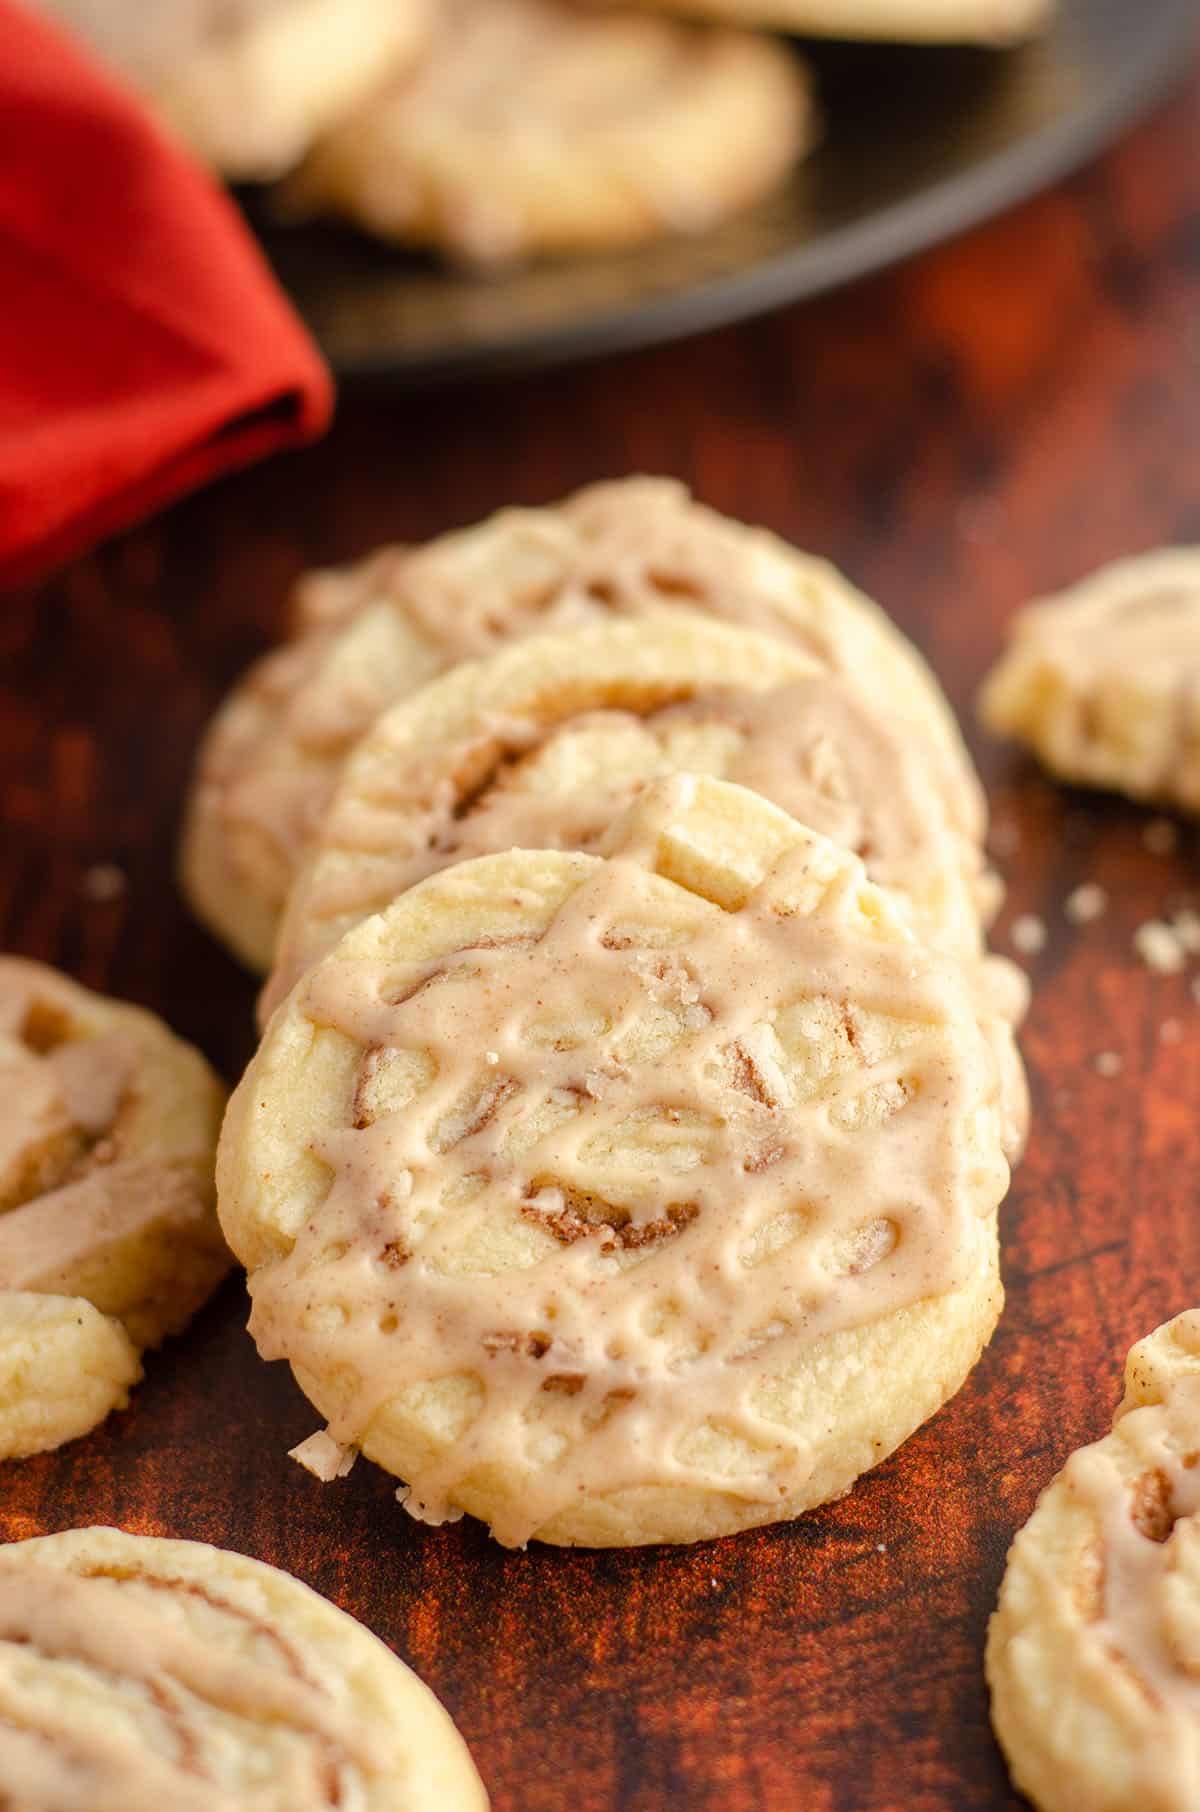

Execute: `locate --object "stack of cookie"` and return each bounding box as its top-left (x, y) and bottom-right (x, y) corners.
top-left (179, 477), bottom-right (1028, 1547)
top-left (38, 0), bottom-right (1053, 266)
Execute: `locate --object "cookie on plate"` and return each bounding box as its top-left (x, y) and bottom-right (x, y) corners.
top-left (987, 1309), bottom-right (1200, 1812)
top-left (604, 0), bottom-right (1050, 43)
top-left (0, 1526), bottom-right (488, 1810)
top-left (39, 0), bottom-right (431, 180)
top-left (280, 0), bottom-right (811, 265)
top-left (261, 611), bottom-right (997, 1019)
top-left (181, 477), bottom-right (982, 971)
top-left (981, 550), bottom-right (1200, 815)
top-left (219, 774), bottom-right (1012, 1547)
top-left (0, 959), bottom-right (228, 1459)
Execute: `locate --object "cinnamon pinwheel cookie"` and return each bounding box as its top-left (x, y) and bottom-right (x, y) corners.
top-left (281, 0), bottom-right (811, 265)
top-left (981, 549), bottom-right (1200, 814)
top-left (0, 959), bottom-right (228, 1459)
top-left (261, 613), bottom-right (1001, 1028)
top-left (39, 0), bottom-right (432, 181)
top-left (218, 775), bottom-right (1013, 1547)
top-left (181, 478), bottom-right (981, 972)
top-left (0, 1526), bottom-right (488, 1810)
top-left (988, 1310), bottom-right (1200, 1812)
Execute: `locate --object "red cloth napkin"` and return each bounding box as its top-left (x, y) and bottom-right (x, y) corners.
top-left (0, 2), bottom-right (334, 590)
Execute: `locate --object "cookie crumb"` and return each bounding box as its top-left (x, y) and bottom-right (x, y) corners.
top-left (1065, 883), bottom-right (1107, 925)
top-left (484, 1050), bottom-right (500, 1065)
top-left (289, 1428), bottom-right (356, 1482)
top-left (81, 863), bottom-right (126, 903)
top-left (1160, 1019), bottom-right (1184, 1044)
top-left (876, 1542), bottom-right (887, 1553)
top-left (395, 1486), bottom-right (464, 1527)
top-left (1134, 921), bottom-right (1187, 974)
top-left (1144, 818), bottom-right (1179, 856)
top-left (1094, 1051), bottom-right (1123, 1077)
top-left (1011, 913), bottom-right (1047, 956)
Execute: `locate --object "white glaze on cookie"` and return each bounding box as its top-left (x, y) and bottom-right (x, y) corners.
top-left (0, 960), bottom-right (227, 1458)
top-left (223, 777), bottom-right (1011, 1546)
top-left (0, 1528), bottom-right (488, 1810)
top-left (182, 479), bottom-right (979, 971)
top-left (981, 549), bottom-right (1200, 813)
top-left (263, 614), bottom-right (993, 1017)
top-left (989, 1311), bottom-right (1200, 1812)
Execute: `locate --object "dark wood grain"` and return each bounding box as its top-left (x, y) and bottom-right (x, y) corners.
top-left (4, 58), bottom-right (1200, 1812)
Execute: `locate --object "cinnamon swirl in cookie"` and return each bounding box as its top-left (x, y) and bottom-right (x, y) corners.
top-left (219, 775), bottom-right (1012, 1547)
top-left (0, 1526), bottom-right (488, 1810)
top-left (181, 479), bottom-right (980, 971)
top-left (988, 1310), bottom-right (1200, 1812)
top-left (261, 613), bottom-right (1001, 1030)
top-left (981, 549), bottom-right (1200, 815)
top-left (0, 959), bottom-right (227, 1459)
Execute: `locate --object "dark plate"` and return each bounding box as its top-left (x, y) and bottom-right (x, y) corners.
top-left (252, 0), bottom-right (1196, 384)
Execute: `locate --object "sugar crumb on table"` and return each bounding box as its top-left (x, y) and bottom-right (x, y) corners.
top-left (1010, 913), bottom-right (1047, 955)
top-left (1133, 920), bottom-right (1187, 975)
top-left (1064, 883), bottom-right (1107, 925)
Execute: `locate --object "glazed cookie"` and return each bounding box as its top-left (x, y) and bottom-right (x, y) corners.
top-left (0, 1526), bottom-right (488, 1810)
top-left (280, 0), bottom-right (811, 265)
top-left (0, 959), bottom-right (228, 1460)
top-left (987, 1310), bottom-right (1200, 1812)
top-left (602, 0), bottom-right (1050, 44)
top-left (261, 612), bottom-right (996, 1019)
top-left (981, 549), bottom-right (1200, 814)
top-left (39, 0), bottom-right (431, 180)
top-left (218, 774), bottom-right (1012, 1547)
top-left (181, 477), bottom-right (982, 971)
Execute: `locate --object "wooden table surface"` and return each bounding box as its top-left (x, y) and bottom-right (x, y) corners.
top-left (5, 53), bottom-right (1200, 1812)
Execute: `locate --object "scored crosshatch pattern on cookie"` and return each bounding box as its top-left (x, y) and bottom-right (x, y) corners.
top-left (988, 1310), bottom-right (1200, 1812)
top-left (220, 776), bottom-right (1012, 1548)
top-left (181, 477), bottom-right (981, 971)
top-left (0, 1527), bottom-right (490, 1810)
top-left (262, 611), bottom-right (1000, 1018)
top-left (0, 959), bottom-right (228, 1460)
